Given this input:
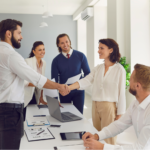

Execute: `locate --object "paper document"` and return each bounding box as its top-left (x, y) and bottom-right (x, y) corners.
top-left (26, 117), bottom-right (50, 126)
top-left (65, 73), bottom-right (81, 85)
top-left (43, 78), bottom-right (58, 97)
top-left (25, 127), bottom-right (54, 142)
top-left (58, 145), bottom-right (85, 150)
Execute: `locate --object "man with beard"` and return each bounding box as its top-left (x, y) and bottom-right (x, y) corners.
top-left (82, 64), bottom-right (150, 150)
top-left (0, 19), bottom-right (70, 150)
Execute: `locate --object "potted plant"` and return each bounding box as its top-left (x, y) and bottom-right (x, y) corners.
top-left (119, 57), bottom-right (131, 89)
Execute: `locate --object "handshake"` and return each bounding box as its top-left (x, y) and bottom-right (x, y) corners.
top-left (58, 84), bottom-right (71, 96)
top-left (55, 82), bottom-right (79, 96)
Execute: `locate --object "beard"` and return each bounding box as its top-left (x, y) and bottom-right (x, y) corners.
top-left (11, 34), bottom-right (21, 49)
top-left (129, 87), bottom-right (137, 96)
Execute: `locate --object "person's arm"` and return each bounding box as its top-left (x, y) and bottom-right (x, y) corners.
top-left (59, 66), bottom-right (98, 96)
top-left (39, 90), bottom-right (47, 105)
top-left (115, 68), bottom-right (126, 120)
top-left (81, 54), bottom-right (90, 77)
top-left (84, 114), bottom-right (150, 150)
top-left (83, 101), bottom-right (134, 141)
top-left (83, 102), bottom-right (135, 150)
top-left (9, 52), bottom-right (69, 94)
top-left (28, 83), bottom-right (35, 87)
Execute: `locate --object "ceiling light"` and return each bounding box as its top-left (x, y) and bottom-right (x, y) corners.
top-left (42, 11), bottom-right (53, 18)
top-left (39, 22), bottom-right (48, 27)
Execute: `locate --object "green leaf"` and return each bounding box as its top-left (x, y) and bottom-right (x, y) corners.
top-left (126, 73), bottom-right (131, 80)
top-left (119, 57), bottom-right (130, 89)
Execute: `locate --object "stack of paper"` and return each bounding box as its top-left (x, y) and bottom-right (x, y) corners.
top-left (25, 127), bottom-right (54, 142)
top-left (65, 73), bottom-right (81, 85)
top-left (26, 117), bottom-right (50, 126)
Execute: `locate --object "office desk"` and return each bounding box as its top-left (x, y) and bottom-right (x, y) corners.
top-left (20, 104), bottom-right (99, 149)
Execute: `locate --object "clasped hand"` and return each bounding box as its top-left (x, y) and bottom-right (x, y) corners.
top-left (59, 84), bottom-right (70, 96)
top-left (82, 132), bottom-right (104, 150)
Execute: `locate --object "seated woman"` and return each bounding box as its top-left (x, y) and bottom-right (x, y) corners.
top-left (23, 41), bottom-right (47, 121)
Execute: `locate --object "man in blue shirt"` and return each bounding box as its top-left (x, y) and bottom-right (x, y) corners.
top-left (51, 33), bottom-right (90, 114)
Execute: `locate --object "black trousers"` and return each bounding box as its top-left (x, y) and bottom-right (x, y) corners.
top-left (0, 103), bottom-right (24, 150)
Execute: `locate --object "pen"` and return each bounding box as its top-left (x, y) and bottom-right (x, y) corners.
top-left (37, 130), bottom-right (45, 135)
top-left (33, 115), bottom-right (46, 117)
top-left (50, 125), bottom-right (61, 127)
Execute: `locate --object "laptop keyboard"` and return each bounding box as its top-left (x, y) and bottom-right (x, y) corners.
top-left (61, 114), bottom-right (71, 120)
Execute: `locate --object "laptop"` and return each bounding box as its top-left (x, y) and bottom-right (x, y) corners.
top-left (46, 96), bottom-right (82, 122)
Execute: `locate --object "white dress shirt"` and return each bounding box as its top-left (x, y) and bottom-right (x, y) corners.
top-left (62, 49), bottom-right (73, 58)
top-left (98, 95), bottom-right (150, 150)
top-left (78, 63), bottom-right (126, 115)
top-left (0, 42), bottom-right (47, 104)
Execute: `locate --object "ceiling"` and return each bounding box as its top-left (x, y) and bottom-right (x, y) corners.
top-left (0, 0), bottom-right (87, 15)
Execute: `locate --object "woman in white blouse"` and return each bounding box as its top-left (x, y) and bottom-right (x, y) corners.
top-left (63, 38), bottom-right (126, 145)
top-left (23, 41), bottom-right (47, 121)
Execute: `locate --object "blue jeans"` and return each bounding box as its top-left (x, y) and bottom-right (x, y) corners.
top-left (59, 90), bottom-right (85, 114)
top-left (0, 103), bottom-right (24, 150)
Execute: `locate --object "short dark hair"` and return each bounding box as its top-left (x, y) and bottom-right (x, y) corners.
top-left (0, 19), bottom-right (22, 41)
top-left (56, 33), bottom-right (72, 53)
top-left (134, 64), bottom-right (150, 91)
top-left (99, 38), bottom-right (121, 63)
top-left (29, 41), bottom-right (44, 58)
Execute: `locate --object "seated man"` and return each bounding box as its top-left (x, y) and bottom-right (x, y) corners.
top-left (82, 63), bottom-right (150, 150)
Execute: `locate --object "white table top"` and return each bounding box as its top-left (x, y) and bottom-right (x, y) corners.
top-left (20, 104), bottom-right (99, 150)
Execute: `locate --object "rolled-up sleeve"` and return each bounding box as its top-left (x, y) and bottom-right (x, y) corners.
top-left (9, 53), bottom-right (47, 89)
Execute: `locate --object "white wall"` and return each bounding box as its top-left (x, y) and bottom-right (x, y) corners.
top-left (86, 16), bottom-right (95, 70)
top-left (94, 5), bottom-right (107, 66)
top-left (130, 0), bottom-right (150, 72)
top-left (107, 0), bottom-right (150, 108)
top-left (77, 18), bottom-right (87, 56)
top-left (107, 0), bottom-right (117, 40)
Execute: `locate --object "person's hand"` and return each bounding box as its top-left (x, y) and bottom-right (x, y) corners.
top-left (82, 132), bottom-right (99, 141)
top-left (59, 84), bottom-right (70, 96)
top-left (59, 102), bottom-right (64, 108)
top-left (84, 138), bottom-right (104, 150)
top-left (115, 115), bottom-right (122, 120)
top-left (28, 83), bottom-right (35, 87)
top-left (39, 97), bottom-right (47, 105)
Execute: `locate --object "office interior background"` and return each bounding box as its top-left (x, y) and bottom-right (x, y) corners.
top-left (0, 0), bottom-right (150, 118)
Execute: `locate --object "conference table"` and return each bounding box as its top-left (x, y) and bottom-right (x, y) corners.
top-left (20, 103), bottom-right (103, 150)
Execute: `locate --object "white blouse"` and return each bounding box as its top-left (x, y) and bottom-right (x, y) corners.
top-left (78, 63), bottom-right (126, 115)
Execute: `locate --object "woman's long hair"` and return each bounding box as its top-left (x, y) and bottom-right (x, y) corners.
top-left (29, 41), bottom-right (44, 58)
top-left (99, 38), bottom-right (121, 62)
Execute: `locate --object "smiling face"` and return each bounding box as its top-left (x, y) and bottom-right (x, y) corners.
top-left (11, 25), bottom-right (23, 49)
top-left (58, 36), bottom-right (71, 53)
top-left (98, 43), bottom-right (113, 60)
top-left (33, 45), bottom-right (45, 59)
